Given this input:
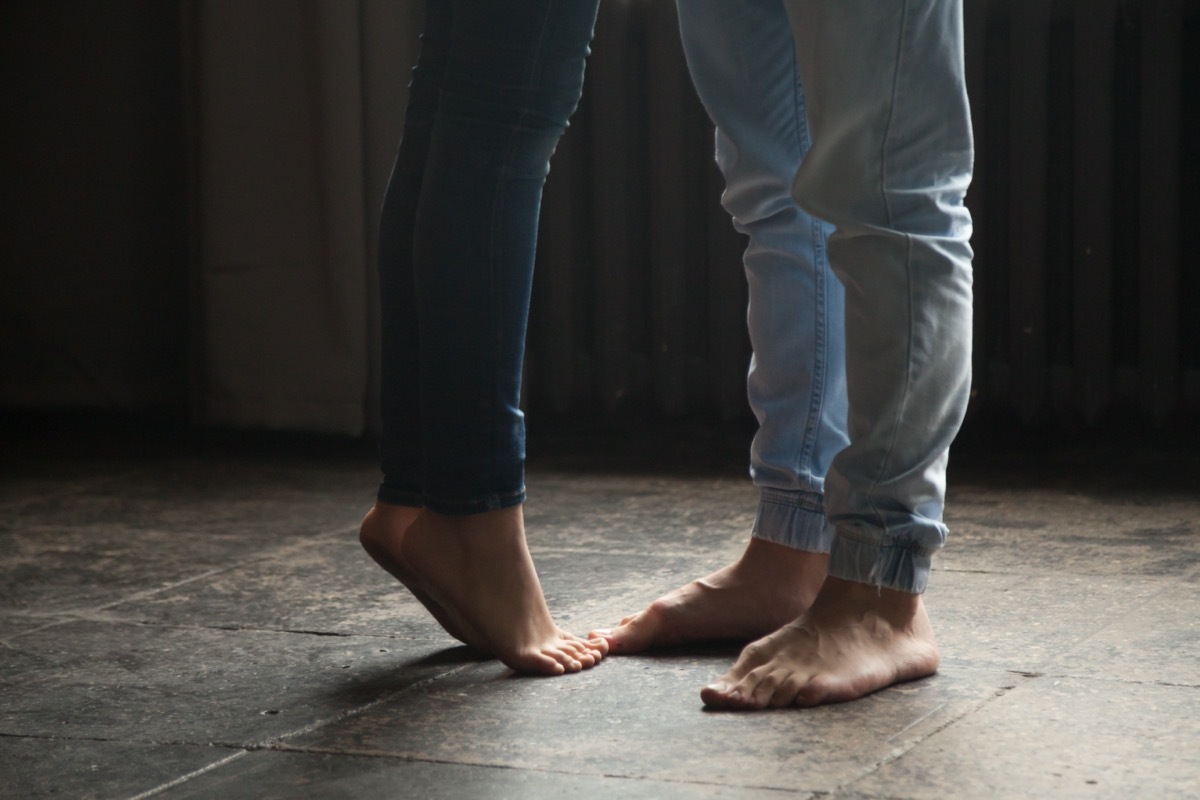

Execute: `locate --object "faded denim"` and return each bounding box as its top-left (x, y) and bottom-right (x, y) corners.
top-left (678, 0), bottom-right (975, 592)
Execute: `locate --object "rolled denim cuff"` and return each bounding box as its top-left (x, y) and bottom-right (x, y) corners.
top-left (423, 487), bottom-right (526, 516)
top-left (751, 488), bottom-right (836, 553)
top-left (377, 484), bottom-right (424, 509)
top-left (827, 523), bottom-right (936, 594)
top-left (376, 484), bottom-right (526, 515)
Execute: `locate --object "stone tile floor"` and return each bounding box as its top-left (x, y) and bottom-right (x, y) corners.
top-left (2, 416), bottom-right (1198, 798)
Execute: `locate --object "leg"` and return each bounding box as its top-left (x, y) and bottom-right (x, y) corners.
top-left (362, 0), bottom-right (469, 644)
top-left (703, 0), bottom-right (974, 708)
top-left (595, 0), bottom-right (845, 652)
top-left (362, 0), bottom-right (607, 675)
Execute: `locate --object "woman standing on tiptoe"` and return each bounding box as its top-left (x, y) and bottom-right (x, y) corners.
top-left (359, 0), bottom-right (607, 675)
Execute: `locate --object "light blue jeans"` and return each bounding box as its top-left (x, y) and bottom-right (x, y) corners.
top-left (677, 0), bottom-right (975, 593)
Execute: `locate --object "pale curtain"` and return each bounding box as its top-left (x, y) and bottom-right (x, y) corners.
top-left (184, 0), bottom-right (422, 434)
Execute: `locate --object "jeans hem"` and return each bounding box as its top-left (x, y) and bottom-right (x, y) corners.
top-left (376, 485), bottom-right (424, 509)
top-left (376, 485), bottom-right (526, 516)
top-left (827, 528), bottom-right (932, 594)
top-left (751, 488), bottom-right (836, 553)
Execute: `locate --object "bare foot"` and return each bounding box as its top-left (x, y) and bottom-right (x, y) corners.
top-left (591, 539), bottom-right (829, 652)
top-left (359, 503), bottom-right (469, 645)
top-left (700, 576), bottom-right (940, 709)
top-left (397, 505), bottom-right (607, 675)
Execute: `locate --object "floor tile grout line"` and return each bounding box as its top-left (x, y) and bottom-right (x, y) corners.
top-left (267, 744), bottom-right (810, 795)
top-left (533, 551), bottom-right (1195, 583)
top-left (828, 665), bottom-right (1200, 795)
top-left (936, 663), bottom-right (1200, 691)
top-left (836, 682), bottom-right (1019, 794)
top-left (1008, 671), bottom-right (1200, 690)
top-left (90, 565), bottom-right (250, 612)
top-left (927, 569), bottom-right (1192, 678)
top-left (3, 531), bottom-right (365, 638)
top-left (5, 612), bottom-right (455, 647)
top-left (883, 699), bottom-right (956, 746)
top-left (0, 731), bottom-right (246, 750)
top-left (123, 749), bottom-right (250, 800)
top-left (0, 565), bottom-right (231, 642)
top-left (256, 662), bottom-right (481, 749)
top-left (119, 619), bottom-right (441, 643)
top-left (1040, 573), bottom-right (1192, 674)
top-left (18, 667), bottom-right (1192, 772)
top-left (120, 662), bottom-right (483, 799)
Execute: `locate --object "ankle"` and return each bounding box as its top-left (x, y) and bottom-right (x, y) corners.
top-left (367, 500), bottom-right (421, 523)
top-left (815, 577), bottom-right (924, 626)
top-left (737, 539), bottom-right (829, 601)
top-left (420, 505), bottom-right (525, 541)
top-left (360, 501), bottom-right (419, 544)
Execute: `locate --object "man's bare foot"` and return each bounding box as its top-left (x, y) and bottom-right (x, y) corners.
top-left (393, 505), bottom-right (607, 676)
top-left (700, 576), bottom-right (940, 709)
top-left (360, 503), bottom-right (469, 644)
top-left (591, 539), bottom-right (829, 652)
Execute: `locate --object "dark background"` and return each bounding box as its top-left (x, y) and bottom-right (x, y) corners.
top-left (2, 0), bottom-right (1198, 447)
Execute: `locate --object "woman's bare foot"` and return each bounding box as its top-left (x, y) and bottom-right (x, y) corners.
top-left (359, 503), bottom-right (469, 645)
top-left (393, 505), bottom-right (607, 675)
top-left (591, 539), bottom-right (829, 652)
top-left (700, 576), bottom-right (940, 709)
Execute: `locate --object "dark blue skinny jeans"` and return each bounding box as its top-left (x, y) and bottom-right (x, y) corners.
top-left (377, 0), bottom-right (599, 514)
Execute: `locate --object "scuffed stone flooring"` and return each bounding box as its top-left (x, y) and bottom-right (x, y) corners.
top-left (2, 417), bottom-right (1198, 798)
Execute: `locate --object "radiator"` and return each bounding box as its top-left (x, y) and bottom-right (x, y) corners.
top-left (526, 0), bottom-right (1199, 429)
top-left (969, 0), bottom-right (1199, 429)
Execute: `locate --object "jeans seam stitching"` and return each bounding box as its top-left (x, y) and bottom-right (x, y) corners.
top-left (864, 0), bottom-right (915, 533)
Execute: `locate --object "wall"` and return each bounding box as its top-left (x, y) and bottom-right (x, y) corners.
top-left (2, 1), bottom-right (1196, 436)
top-left (1, 1), bottom-right (188, 409)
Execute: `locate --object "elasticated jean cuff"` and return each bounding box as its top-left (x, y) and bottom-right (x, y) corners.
top-left (751, 487), bottom-right (836, 553)
top-left (827, 527), bottom-right (933, 594)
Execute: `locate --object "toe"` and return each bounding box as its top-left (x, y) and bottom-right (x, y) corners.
top-left (747, 668), bottom-right (785, 709)
top-left (736, 637), bottom-right (774, 672)
top-left (700, 676), bottom-right (755, 709)
top-left (545, 646), bottom-right (583, 673)
top-left (700, 680), bottom-right (732, 708)
top-left (793, 674), bottom-right (837, 707)
top-left (574, 642), bottom-right (606, 667)
top-left (563, 640), bottom-right (597, 668)
top-left (767, 675), bottom-right (806, 708)
top-left (613, 611), bottom-right (665, 653)
top-left (513, 650), bottom-right (566, 676)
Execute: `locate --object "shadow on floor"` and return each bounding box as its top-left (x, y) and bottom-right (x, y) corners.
top-left (2, 412), bottom-right (1198, 798)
